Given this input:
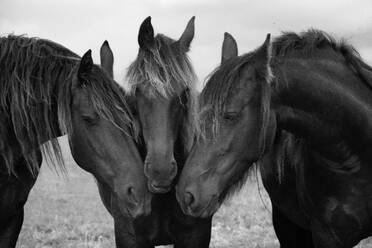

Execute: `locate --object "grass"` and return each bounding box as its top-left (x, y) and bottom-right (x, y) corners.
top-left (15, 138), bottom-right (372, 247)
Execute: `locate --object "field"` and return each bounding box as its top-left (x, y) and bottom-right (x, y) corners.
top-left (15, 138), bottom-right (372, 248)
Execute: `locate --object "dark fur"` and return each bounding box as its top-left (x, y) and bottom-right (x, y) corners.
top-left (0, 35), bottom-right (135, 176)
top-left (272, 29), bottom-right (372, 90)
top-left (0, 35), bottom-right (136, 248)
top-left (189, 29), bottom-right (372, 247)
top-left (202, 29), bottom-right (372, 120)
top-left (99, 25), bottom-right (212, 247)
top-left (198, 30), bottom-right (372, 200)
top-left (127, 34), bottom-right (198, 151)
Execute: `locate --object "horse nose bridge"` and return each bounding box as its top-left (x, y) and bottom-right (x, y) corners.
top-left (147, 137), bottom-right (174, 156)
top-left (146, 146), bottom-right (177, 168)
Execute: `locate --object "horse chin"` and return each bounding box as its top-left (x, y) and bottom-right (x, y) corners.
top-left (130, 205), bottom-right (151, 219)
top-left (148, 181), bottom-right (172, 194)
top-left (198, 201), bottom-right (220, 218)
top-left (182, 194), bottom-right (220, 218)
top-left (122, 195), bottom-right (152, 219)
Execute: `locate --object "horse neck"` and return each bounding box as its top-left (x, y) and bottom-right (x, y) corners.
top-left (272, 56), bottom-right (372, 154)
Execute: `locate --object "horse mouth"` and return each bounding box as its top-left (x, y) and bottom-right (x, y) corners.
top-left (124, 195), bottom-right (153, 219)
top-left (148, 181), bottom-right (171, 193)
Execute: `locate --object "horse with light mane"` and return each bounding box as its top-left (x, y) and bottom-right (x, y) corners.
top-left (97, 17), bottom-right (212, 248)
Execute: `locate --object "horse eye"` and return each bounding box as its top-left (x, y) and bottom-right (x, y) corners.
top-left (82, 114), bottom-right (99, 125)
top-left (223, 112), bottom-right (239, 122)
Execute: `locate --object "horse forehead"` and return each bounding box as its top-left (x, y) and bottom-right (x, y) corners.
top-left (225, 79), bottom-right (257, 108)
top-left (137, 82), bottom-right (187, 101)
top-left (72, 88), bottom-right (90, 107)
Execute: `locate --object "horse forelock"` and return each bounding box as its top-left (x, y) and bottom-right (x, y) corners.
top-left (198, 48), bottom-right (273, 139)
top-left (59, 66), bottom-right (135, 136)
top-left (126, 34), bottom-right (197, 97)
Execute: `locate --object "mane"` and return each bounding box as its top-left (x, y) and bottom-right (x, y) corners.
top-left (268, 30), bottom-right (372, 205)
top-left (273, 29), bottom-right (355, 58)
top-left (126, 34), bottom-right (199, 151)
top-left (0, 35), bottom-right (134, 176)
top-left (272, 29), bottom-right (372, 90)
top-left (266, 131), bottom-right (311, 206)
top-left (126, 34), bottom-right (196, 97)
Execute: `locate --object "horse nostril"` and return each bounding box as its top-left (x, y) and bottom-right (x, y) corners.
top-left (170, 160), bottom-right (177, 177)
top-left (127, 186), bottom-right (138, 205)
top-left (144, 162), bottom-right (151, 176)
top-left (184, 191), bottom-right (195, 208)
top-left (171, 160), bottom-right (177, 167)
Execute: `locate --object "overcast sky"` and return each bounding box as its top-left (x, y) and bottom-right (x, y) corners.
top-left (2, 0), bottom-right (372, 90)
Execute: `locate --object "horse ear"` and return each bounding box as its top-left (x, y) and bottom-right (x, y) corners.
top-left (262, 33), bottom-right (271, 58)
top-left (254, 33), bottom-right (273, 82)
top-left (138, 16), bottom-right (155, 50)
top-left (100, 40), bottom-right (114, 77)
top-left (78, 50), bottom-right (93, 83)
top-left (178, 16), bottom-right (195, 52)
top-left (221, 32), bottom-right (238, 64)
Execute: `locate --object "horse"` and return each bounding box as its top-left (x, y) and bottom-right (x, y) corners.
top-left (97, 17), bottom-right (212, 248)
top-left (176, 30), bottom-right (372, 248)
top-left (126, 16), bottom-right (199, 193)
top-left (0, 35), bottom-right (151, 247)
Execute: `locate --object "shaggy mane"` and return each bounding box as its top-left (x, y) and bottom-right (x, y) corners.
top-left (126, 34), bottom-right (196, 97)
top-left (0, 35), bottom-right (134, 176)
top-left (272, 29), bottom-right (372, 89)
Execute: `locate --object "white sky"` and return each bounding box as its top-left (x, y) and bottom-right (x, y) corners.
top-left (2, 0), bottom-right (372, 90)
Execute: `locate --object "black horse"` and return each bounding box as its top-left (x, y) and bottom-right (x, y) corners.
top-left (97, 17), bottom-right (212, 248)
top-left (0, 35), bottom-right (151, 247)
top-left (176, 30), bottom-right (372, 247)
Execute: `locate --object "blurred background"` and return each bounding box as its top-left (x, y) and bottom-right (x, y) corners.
top-left (2, 0), bottom-right (372, 247)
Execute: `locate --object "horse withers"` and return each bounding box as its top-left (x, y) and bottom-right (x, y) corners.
top-left (176, 31), bottom-right (372, 247)
top-left (0, 36), bottom-right (151, 247)
top-left (98, 17), bottom-right (212, 248)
